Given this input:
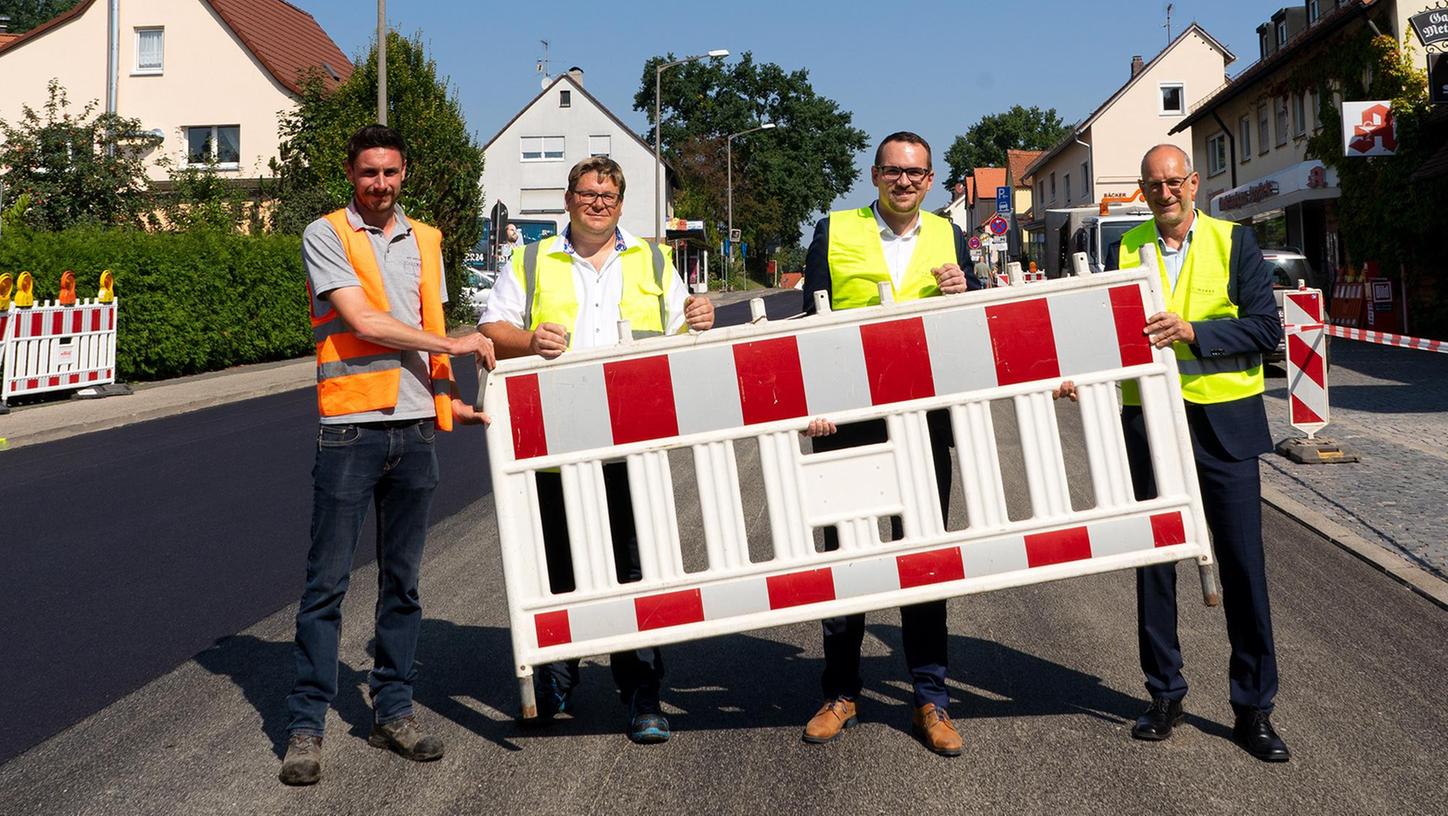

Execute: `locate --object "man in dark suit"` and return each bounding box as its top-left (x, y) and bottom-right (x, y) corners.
top-left (797, 131), bottom-right (982, 756)
top-left (1058, 143), bottom-right (1289, 762)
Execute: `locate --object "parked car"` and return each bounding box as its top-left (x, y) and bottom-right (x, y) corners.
top-left (1259, 247), bottom-right (1326, 366)
top-left (463, 268), bottom-right (499, 318)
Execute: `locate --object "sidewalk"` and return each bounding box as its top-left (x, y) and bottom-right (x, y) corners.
top-left (0, 288), bottom-right (779, 450)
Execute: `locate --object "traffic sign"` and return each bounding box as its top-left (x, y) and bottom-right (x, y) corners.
top-left (967, 235), bottom-right (982, 250)
top-left (995, 186), bottom-right (1011, 213)
top-left (987, 214), bottom-right (1009, 235)
top-left (991, 237), bottom-right (1008, 250)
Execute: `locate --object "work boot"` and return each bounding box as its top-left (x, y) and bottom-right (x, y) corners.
top-left (626, 690), bottom-right (671, 744)
top-left (367, 714), bottom-right (444, 761)
top-left (911, 703), bottom-right (962, 757)
top-left (278, 733), bottom-right (322, 786)
top-left (802, 697), bottom-right (858, 744)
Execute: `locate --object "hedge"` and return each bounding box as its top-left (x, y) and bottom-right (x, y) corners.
top-left (0, 227), bottom-right (311, 381)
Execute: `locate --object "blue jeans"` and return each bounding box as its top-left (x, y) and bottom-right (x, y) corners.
top-left (286, 420), bottom-right (440, 736)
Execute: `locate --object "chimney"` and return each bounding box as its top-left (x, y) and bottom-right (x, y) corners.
top-left (1130, 55), bottom-right (1145, 78)
top-left (566, 66), bottom-right (584, 86)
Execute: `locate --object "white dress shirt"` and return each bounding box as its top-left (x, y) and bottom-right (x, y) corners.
top-left (481, 225), bottom-right (688, 349)
top-left (871, 201), bottom-right (924, 289)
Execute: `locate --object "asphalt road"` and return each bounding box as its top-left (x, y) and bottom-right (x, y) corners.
top-left (3, 290), bottom-right (1445, 814)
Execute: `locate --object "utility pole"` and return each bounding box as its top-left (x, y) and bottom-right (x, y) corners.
top-left (1164, 3), bottom-right (1174, 43)
top-left (376, 0), bottom-right (387, 125)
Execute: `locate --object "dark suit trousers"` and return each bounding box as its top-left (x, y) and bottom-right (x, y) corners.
top-left (1123, 404), bottom-right (1279, 714)
top-left (813, 412), bottom-right (954, 709)
top-left (536, 462), bottom-right (664, 703)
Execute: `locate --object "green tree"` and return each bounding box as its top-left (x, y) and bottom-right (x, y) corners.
top-left (0, 79), bottom-right (159, 231)
top-left (270, 30), bottom-right (484, 322)
top-left (0, 0), bottom-right (82, 34)
top-left (943, 105), bottom-right (1071, 188)
top-left (635, 52), bottom-right (867, 280)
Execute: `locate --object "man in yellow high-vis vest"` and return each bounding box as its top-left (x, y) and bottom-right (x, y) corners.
top-left (281, 125), bottom-right (496, 786)
top-left (481, 156), bottom-right (714, 745)
top-left (798, 131), bottom-right (981, 757)
top-left (1059, 144), bottom-right (1289, 762)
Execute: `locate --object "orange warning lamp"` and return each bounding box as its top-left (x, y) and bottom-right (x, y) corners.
top-left (59, 270), bottom-right (77, 306)
top-left (0, 273), bottom-right (12, 311)
top-left (97, 269), bottom-right (115, 303)
top-left (14, 272), bottom-right (34, 308)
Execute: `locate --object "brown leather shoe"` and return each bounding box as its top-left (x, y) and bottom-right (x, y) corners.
top-left (802, 698), bottom-right (858, 744)
top-left (912, 703), bottom-right (962, 757)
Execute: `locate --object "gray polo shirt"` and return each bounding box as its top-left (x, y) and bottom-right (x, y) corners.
top-left (304, 202), bottom-right (448, 424)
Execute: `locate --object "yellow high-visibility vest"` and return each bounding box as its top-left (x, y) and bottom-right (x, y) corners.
top-left (513, 235), bottom-right (671, 344)
top-left (1118, 211), bottom-right (1263, 405)
top-left (826, 206), bottom-right (955, 309)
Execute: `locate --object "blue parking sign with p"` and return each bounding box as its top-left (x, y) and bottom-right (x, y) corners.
top-left (996, 186), bottom-right (1011, 213)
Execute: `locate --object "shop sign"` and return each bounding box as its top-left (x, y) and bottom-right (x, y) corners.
top-left (1409, 9), bottom-right (1448, 47)
top-left (1342, 101), bottom-right (1398, 157)
top-left (1218, 180), bottom-right (1280, 212)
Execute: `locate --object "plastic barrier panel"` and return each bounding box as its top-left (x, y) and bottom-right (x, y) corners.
top-left (482, 266), bottom-right (1216, 716)
top-left (1, 299), bottom-right (119, 406)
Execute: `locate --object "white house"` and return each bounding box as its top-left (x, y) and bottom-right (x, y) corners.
top-left (480, 68), bottom-right (672, 244)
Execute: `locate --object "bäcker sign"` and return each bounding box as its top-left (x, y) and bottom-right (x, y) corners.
top-left (1410, 9), bottom-right (1448, 47)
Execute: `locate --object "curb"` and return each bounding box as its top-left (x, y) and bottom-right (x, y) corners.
top-left (1261, 484), bottom-right (1448, 612)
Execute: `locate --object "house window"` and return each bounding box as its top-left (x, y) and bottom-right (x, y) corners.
top-left (1159, 83), bottom-right (1185, 116)
top-left (1276, 21), bottom-right (1287, 46)
top-left (520, 135), bottom-right (565, 162)
top-left (559, 90), bottom-right (571, 108)
top-left (1275, 96), bottom-right (1289, 146)
top-left (588, 135), bottom-right (611, 157)
top-left (1050, 171), bottom-right (1057, 202)
top-left (1308, 0), bottom-right (1321, 23)
top-left (135, 27), bottom-right (164, 74)
top-left (1308, 88), bottom-right (1321, 131)
top-left (1064, 173), bottom-right (1072, 203)
top-left (1257, 102), bottom-right (1270, 155)
top-left (1207, 132), bottom-right (1228, 177)
top-left (1292, 92), bottom-right (1307, 136)
top-left (186, 125), bottom-right (240, 167)
top-left (1239, 115), bottom-right (1252, 162)
top-left (1081, 161), bottom-right (1090, 199)
top-left (1259, 31), bottom-right (1269, 59)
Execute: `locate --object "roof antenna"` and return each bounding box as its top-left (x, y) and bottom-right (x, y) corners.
top-left (1164, 3), bottom-right (1174, 43)
top-left (537, 40), bottom-right (550, 89)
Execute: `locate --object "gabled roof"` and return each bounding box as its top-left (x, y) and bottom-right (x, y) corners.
top-left (970, 167), bottom-right (1006, 204)
top-left (0, 0), bottom-right (352, 95)
top-left (1025, 22), bottom-right (1234, 178)
top-left (1171, 0), bottom-right (1373, 134)
top-left (1006, 149), bottom-right (1044, 184)
top-left (482, 73), bottom-right (676, 184)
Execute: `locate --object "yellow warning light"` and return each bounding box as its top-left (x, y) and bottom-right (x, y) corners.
top-left (97, 270), bottom-right (115, 303)
top-left (14, 272), bottom-right (34, 308)
top-left (0, 273), bottom-right (12, 311)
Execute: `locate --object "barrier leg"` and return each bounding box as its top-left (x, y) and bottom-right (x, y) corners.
top-left (518, 665), bottom-right (537, 720)
top-left (1198, 560), bottom-right (1220, 607)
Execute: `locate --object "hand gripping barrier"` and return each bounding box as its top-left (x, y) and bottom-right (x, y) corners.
top-left (482, 265), bottom-right (1217, 718)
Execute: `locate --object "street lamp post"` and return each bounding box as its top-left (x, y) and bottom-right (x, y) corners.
top-left (654, 49), bottom-right (728, 244)
top-left (726, 122), bottom-right (777, 292)
top-left (376, 0), bottom-right (386, 125)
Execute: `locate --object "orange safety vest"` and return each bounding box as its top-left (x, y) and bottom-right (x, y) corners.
top-left (311, 208), bottom-right (455, 431)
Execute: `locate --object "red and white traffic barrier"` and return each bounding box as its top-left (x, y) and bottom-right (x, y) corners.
top-left (485, 267), bottom-right (1218, 717)
top-left (1323, 324), bottom-right (1447, 354)
top-left (1285, 324), bottom-right (1330, 438)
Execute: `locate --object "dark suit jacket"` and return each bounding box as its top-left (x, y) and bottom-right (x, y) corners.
top-left (1178, 222), bottom-right (1283, 461)
top-left (801, 207), bottom-right (982, 315)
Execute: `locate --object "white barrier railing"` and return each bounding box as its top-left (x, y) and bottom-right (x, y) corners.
top-left (1, 299), bottom-right (119, 407)
top-left (482, 266), bottom-right (1215, 717)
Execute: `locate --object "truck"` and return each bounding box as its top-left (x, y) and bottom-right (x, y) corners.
top-left (1041, 202), bottom-right (1153, 278)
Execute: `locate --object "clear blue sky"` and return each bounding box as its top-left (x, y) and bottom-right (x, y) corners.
top-left (290, 0), bottom-right (1277, 229)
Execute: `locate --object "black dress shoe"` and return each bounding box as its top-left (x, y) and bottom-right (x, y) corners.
top-left (1233, 710), bottom-right (1290, 762)
top-left (1131, 697), bottom-right (1184, 741)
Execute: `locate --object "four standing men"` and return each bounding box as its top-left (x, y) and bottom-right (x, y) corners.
top-left (285, 126), bottom-right (1290, 776)
top-left (281, 125), bottom-right (496, 786)
top-left (799, 131), bottom-right (980, 756)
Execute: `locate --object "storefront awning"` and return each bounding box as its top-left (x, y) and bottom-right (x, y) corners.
top-left (1209, 160), bottom-right (1339, 221)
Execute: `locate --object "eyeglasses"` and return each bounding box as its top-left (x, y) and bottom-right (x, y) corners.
top-left (569, 190), bottom-right (621, 207)
top-left (876, 165), bottom-right (932, 183)
top-left (1139, 176), bottom-right (1193, 193)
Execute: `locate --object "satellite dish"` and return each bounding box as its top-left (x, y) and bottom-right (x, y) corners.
top-left (540, 75), bottom-right (551, 90)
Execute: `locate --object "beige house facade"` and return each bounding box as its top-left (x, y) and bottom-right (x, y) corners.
top-left (0, 0), bottom-right (351, 181)
top-left (1022, 23), bottom-right (1235, 256)
top-left (1173, 0), bottom-right (1438, 292)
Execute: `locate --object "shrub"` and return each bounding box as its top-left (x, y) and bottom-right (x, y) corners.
top-left (0, 227), bottom-right (310, 380)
